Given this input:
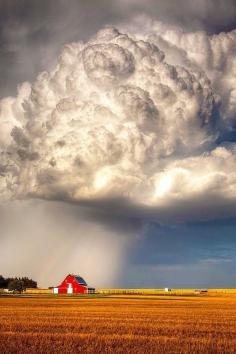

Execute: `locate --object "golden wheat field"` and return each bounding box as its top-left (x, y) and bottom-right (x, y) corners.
top-left (1, 295), bottom-right (236, 354)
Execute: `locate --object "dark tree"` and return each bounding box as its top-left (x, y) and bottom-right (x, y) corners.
top-left (0, 275), bottom-right (38, 292)
top-left (21, 277), bottom-right (37, 289)
top-left (8, 279), bottom-right (24, 293)
top-left (0, 275), bottom-right (8, 288)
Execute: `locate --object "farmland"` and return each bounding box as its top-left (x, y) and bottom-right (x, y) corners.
top-left (1, 295), bottom-right (236, 353)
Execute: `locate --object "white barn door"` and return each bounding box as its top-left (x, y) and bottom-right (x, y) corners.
top-left (67, 283), bottom-right (73, 294)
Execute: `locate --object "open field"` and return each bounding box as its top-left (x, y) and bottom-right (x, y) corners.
top-left (1, 295), bottom-right (236, 353)
top-left (20, 287), bottom-right (236, 296)
top-left (97, 288), bottom-right (236, 295)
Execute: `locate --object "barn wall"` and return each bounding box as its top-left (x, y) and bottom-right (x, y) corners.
top-left (58, 288), bottom-right (68, 294)
top-left (57, 275), bottom-right (88, 294)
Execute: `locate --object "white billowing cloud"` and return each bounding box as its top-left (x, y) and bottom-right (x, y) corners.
top-left (152, 147), bottom-right (236, 202)
top-left (1, 25), bottom-right (236, 222)
top-left (136, 20), bottom-right (236, 126)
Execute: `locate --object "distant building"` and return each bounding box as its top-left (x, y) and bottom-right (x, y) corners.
top-left (164, 288), bottom-right (171, 292)
top-left (0, 289), bottom-right (12, 293)
top-left (53, 274), bottom-right (95, 294)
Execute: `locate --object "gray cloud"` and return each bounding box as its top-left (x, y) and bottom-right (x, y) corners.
top-left (0, 200), bottom-right (137, 287)
top-left (1, 0), bottom-right (236, 97)
top-left (1, 25), bottom-right (236, 223)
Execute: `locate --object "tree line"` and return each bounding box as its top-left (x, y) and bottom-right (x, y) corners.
top-left (0, 275), bottom-right (37, 292)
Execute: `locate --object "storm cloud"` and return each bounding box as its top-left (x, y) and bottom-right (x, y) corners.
top-left (0, 25), bottom-right (236, 223)
top-left (1, 0), bottom-right (236, 97)
top-left (1, 1), bottom-right (236, 287)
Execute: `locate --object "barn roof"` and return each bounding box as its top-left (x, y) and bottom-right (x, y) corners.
top-left (71, 274), bottom-right (87, 286)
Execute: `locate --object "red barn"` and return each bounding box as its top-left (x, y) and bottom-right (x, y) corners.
top-left (53, 274), bottom-right (95, 294)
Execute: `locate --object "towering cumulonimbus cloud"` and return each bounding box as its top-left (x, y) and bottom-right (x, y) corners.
top-left (1, 25), bottom-right (236, 222)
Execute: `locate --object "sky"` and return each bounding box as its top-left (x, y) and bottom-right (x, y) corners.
top-left (1, 0), bottom-right (236, 288)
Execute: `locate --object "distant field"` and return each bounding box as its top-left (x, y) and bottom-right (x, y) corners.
top-left (20, 287), bottom-right (236, 296)
top-left (97, 288), bottom-right (196, 295)
top-left (97, 288), bottom-right (236, 295)
top-left (1, 295), bottom-right (236, 353)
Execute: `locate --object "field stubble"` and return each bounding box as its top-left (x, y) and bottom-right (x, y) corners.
top-left (1, 295), bottom-right (236, 353)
